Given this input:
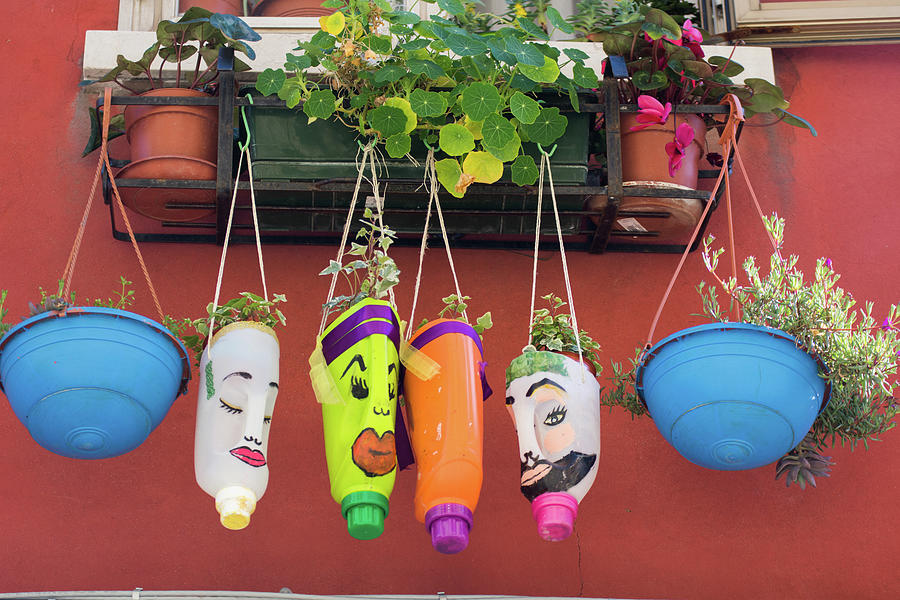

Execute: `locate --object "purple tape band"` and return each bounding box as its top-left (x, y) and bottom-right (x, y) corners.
top-left (410, 320), bottom-right (484, 356)
top-left (322, 320), bottom-right (400, 365)
top-left (321, 303), bottom-right (399, 350)
top-left (409, 320), bottom-right (492, 401)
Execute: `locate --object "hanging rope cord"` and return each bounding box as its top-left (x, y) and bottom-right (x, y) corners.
top-left (527, 145), bottom-right (586, 377)
top-left (207, 95), bottom-right (271, 350)
top-left (405, 149), bottom-right (468, 340)
top-left (317, 142), bottom-right (397, 336)
top-left (62, 87), bottom-right (165, 321)
top-left (643, 95), bottom-right (782, 352)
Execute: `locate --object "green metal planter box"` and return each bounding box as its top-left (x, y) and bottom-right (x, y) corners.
top-left (243, 99), bottom-right (592, 236)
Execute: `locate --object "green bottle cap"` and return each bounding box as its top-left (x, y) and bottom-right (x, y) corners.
top-left (341, 491), bottom-right (389, 540)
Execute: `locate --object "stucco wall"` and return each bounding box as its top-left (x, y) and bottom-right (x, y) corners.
top-left (0, 1), bottom-right (897, 598)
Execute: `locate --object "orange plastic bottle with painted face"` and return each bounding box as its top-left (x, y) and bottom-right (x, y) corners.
top-left (403, 318), bottom-right (490, 554)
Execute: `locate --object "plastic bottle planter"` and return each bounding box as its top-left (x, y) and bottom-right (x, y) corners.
top-left (319, 299), bottom-right (401, 540)
top-left (403, 319), bottom-right (492, 554)
top-left (635, 322), bottom-right (829, 471)
top-left (0, 307), bottom-right (190, 459)
top-left (195, 322), bottom-right (279, 530)
top-left (505, 350), bottom-right (601, 542)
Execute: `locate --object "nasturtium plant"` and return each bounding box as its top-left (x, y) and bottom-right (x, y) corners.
top-left (255, 0), bottom-right (599, 196)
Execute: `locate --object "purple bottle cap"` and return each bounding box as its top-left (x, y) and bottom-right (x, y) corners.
top-left (531, 492), bottom-right (579, 542)
top-left (425, 503), bottom-right (473, 554)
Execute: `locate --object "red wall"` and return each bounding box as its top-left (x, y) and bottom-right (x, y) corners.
top-left (1, 2), bottom-right (898, 598)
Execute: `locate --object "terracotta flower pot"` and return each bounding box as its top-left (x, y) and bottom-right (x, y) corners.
top-left (252, 0), bottom-right (332, 17)
top-left (586, 112), bottom-right (707, 245)
top-left (179, 0), bottom-right (244, 13)
top-left (121, 88), bottom-right (218, 222)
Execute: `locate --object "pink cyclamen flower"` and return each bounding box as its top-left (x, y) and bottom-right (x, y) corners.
top-left (630, 95), bottom-right (673, 131)
top-left (665, 122), bottom-right (696, 176)
top-left (682, 19), bottom-right (703, 44)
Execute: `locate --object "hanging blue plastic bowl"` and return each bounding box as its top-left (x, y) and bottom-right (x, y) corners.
top-left (0, 307), bottom-right (191, 459)
top-left (635, 323), bottom-right (829, 471)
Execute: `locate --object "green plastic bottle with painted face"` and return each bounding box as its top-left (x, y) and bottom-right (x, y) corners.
top-left (315, 299), bottom-right (401, 540)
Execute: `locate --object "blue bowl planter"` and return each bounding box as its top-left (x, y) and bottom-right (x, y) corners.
top-left (635, 323), bottom-right (829, 471)
top-left (0, 307), bottom-right (191, 459)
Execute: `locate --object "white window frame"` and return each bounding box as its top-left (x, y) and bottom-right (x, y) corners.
top-left (726, 0), bottom-right (900, 45)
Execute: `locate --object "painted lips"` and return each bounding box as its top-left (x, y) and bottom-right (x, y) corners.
top-left (352, 427), bottom-right (397, 477)
top-left (230, 446), bottom-right (266, 467)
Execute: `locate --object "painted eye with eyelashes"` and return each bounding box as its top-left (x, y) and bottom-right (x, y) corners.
top-left (543, 405), bottom-right (567, 426)
top-left (220, 399), bottom-right (242, 415)
top-left (351, 376), bottom-right (369, 399)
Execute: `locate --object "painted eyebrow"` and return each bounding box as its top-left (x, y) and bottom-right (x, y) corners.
top-left (525, 378), bottom-right (566, 398)
top-left (225, 372), bottom-right (252, 380)
top-left (269, 382), bottom-right (279, 389)
top-left (340, 354), bottom-right (367, 378)
top-left (388, 363), bottom-right (397, 374)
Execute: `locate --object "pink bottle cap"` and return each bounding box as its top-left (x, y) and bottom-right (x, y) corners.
top-left (531, 492), bottom-right (579, 541)
top-left (425, 503), bottom-right (473, 554)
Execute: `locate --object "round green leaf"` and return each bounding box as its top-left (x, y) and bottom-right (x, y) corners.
top-left (383, 97), bottom-right (417, 133)
top-left (509, 91), bottom-right (541, 124)
top-left (439, 123), bottom-right (475, 156)
top-left (385, 133), bottom-right (412, 158)
top-left (374, 64), bottom-right (407, 85)
top-left (368, 106), bottom-right (408, 137)
top-left (445, 33), bottom-right (488, 56)
top-left (503, 37), bottom-right (546, 67)
top-left (545, 7), bottom-right (574, 34)
top-left (463, 151), bottom-right (503, 184)
top-left (510, 155), bottom-right (539, 186)
top-left (708, 56), bottom-right (745, 77)
top-left (563, 47), bottom-right (590, 62)
top-left (483, 132), bottom-right (521, 162)
top-left (460, 82), bottom-right (502, 121)
top-left (256, 68), bottom-right (286, 96)
top-left (437, 0), bottom-right (465, 15)
top-left (303, 89), bottom-right (336, 119)
top-left (572, 63), bottom-right (599, 89)
top-left (481, 114), bottom-right (517, 150)
top-left (632, 70), bottom-right (669, 90)
top-left (409, 89), bottom-right (448, 117)
top-left (519, 107), bottom-right (567, 146)
top-left (517, 17), bottom-right (549, 41)
top-left (435, 158), bottom-right (465, 198)
top-left (518, 55), bottom-right (560, 84)
top-left (388, 10), bottom-right (420, 25)
top-left (407, 58), bottom-right (446, 79)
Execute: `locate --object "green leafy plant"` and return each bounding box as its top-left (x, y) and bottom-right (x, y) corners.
top-left (319, 207), bottom-right (401, 318)
top-left (99, 8), bottom-right (260, 93)
top-left (592, 2), bottom-right (814, 132)
top-left (528, 293), bottom-right (603, 374)
top-left (417, 293), bottom-right (493, 337)
top-left (166, 291), bottom-right (287, 364)
top-left (83, 8), bottom-right (260, 156)
top-left (254, 0), bottom-right (600, 197)
top-left (604, 216), bottom-right (900, 487)
top-left (567, 0), bottom-right (613, 40)
top-left (504, 0), bottom-right (554, 33)
top-left (0, 277), bottom-right (145, 337)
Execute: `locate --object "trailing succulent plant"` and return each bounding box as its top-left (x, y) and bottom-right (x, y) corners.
top-left (319, 207), bottom-right (400, 318)
top-left (604, 215), bottom-right (899, 488)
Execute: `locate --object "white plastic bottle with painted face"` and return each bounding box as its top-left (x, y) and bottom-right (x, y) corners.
top-left (505, 349), bottom-right (601, 541)
top-left (195, 322), bottom-right (280, 530)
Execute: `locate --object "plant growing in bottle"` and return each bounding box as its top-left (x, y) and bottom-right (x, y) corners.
top-left (527, 292), bottom-right (603, 374)
top-left (166, 291), bottom-right (287, 364)
top-left (319, 207), bottom-right (401, 317)
top-left (254, 0), bottom-right (601, 197)
top-left (416, 294), bottom-right (493, 338)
